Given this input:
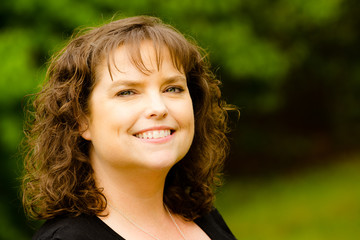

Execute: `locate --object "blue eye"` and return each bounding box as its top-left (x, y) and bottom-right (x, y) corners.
top-left (116, 90), bottom-right (135, 96)
top-left (165, 87), bottom-right (184, 93)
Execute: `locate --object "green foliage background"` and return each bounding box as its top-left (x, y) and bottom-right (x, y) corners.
top-left (0, 0), bottom-right (359, 239)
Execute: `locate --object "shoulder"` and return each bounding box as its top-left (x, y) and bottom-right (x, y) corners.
top-left (195, 208), bottom-right (237, 240)
top-left (32, 214), bottom-right (124, 240)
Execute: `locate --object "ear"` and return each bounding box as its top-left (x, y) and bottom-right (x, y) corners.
top-left (79, 116), bottom-right (92, 141)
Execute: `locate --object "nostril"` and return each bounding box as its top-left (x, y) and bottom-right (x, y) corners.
top-left (148, 108), bottom-right (168, 119)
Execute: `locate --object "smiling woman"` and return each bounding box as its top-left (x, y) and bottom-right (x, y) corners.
top-left (22, 16), bottom-right (237, 240)
top-left (81, 41), bottom-right (195, 173)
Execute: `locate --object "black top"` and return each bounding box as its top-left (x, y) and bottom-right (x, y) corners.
top-left (33, 208), bottom-right (237, 240)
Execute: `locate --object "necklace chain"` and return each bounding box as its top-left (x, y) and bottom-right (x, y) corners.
top-left (107, 203), bottom-right (187, 240)
top-left (165, 205), bottom-right (187, 240)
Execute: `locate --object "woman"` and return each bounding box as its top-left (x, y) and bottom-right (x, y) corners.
top-left (22, 16), bottom-right (237, 240)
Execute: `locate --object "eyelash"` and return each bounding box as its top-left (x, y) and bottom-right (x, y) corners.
top-left (165, 86), bottom-right (184, 93)
top-left (115, 86), bottom-right (184, 97)
top-left (116, 90), bottom-right (136, 96)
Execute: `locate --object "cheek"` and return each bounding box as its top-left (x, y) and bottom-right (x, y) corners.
top-left (177, 99), bottom-right (195, 129)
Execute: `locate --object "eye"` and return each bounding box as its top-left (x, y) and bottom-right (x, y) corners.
top-left (116, 90), bottom-right (136, 97)
top-left (165, 86), bottom-right (184, 93)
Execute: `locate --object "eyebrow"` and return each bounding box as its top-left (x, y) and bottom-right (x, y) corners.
top-left (163, 75), bottom-right (187, 84)
top-left (109, 75), bottom-right (187, 89)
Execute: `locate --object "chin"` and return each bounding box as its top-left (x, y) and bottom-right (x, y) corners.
top-left (141, 154), bottom-right (181, 171)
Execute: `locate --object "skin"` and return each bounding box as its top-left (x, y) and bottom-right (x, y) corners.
top-left (81, 41), bottom-right (210, 239)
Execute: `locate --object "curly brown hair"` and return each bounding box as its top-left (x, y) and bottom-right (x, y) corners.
top-left (22, 16), bottom-right (233, 221)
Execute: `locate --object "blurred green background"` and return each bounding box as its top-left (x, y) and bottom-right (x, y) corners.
top-left (1, 0), bottom-right (359, 239)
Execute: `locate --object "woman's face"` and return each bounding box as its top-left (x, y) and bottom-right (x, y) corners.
top-left (81, 41), bottom-right (195, 172)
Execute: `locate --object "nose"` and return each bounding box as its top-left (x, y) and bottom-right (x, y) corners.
top-left (144, 92), bottom-right (168, 119)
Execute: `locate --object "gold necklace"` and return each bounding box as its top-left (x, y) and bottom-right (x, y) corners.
top-left (107, 203), bottom-right (187, 240)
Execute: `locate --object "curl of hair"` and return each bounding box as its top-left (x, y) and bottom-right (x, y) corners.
top-left (22, 16), bottom-right (235, 221)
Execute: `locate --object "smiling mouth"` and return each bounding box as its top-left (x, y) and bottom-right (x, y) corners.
top-left (134, 130), bottom-right (174, 139)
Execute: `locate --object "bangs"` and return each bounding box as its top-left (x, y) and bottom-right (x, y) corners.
top-left (100, 23), bottom-right (196, 79)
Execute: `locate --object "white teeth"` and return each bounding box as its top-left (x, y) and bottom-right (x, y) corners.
top-left (135, 130), bottom-right (171, 139)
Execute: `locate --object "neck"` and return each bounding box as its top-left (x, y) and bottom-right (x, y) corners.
top-left (90, 159), bottom-right (195, 240)
top-left (92, 159), bottom-right (171, 221)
